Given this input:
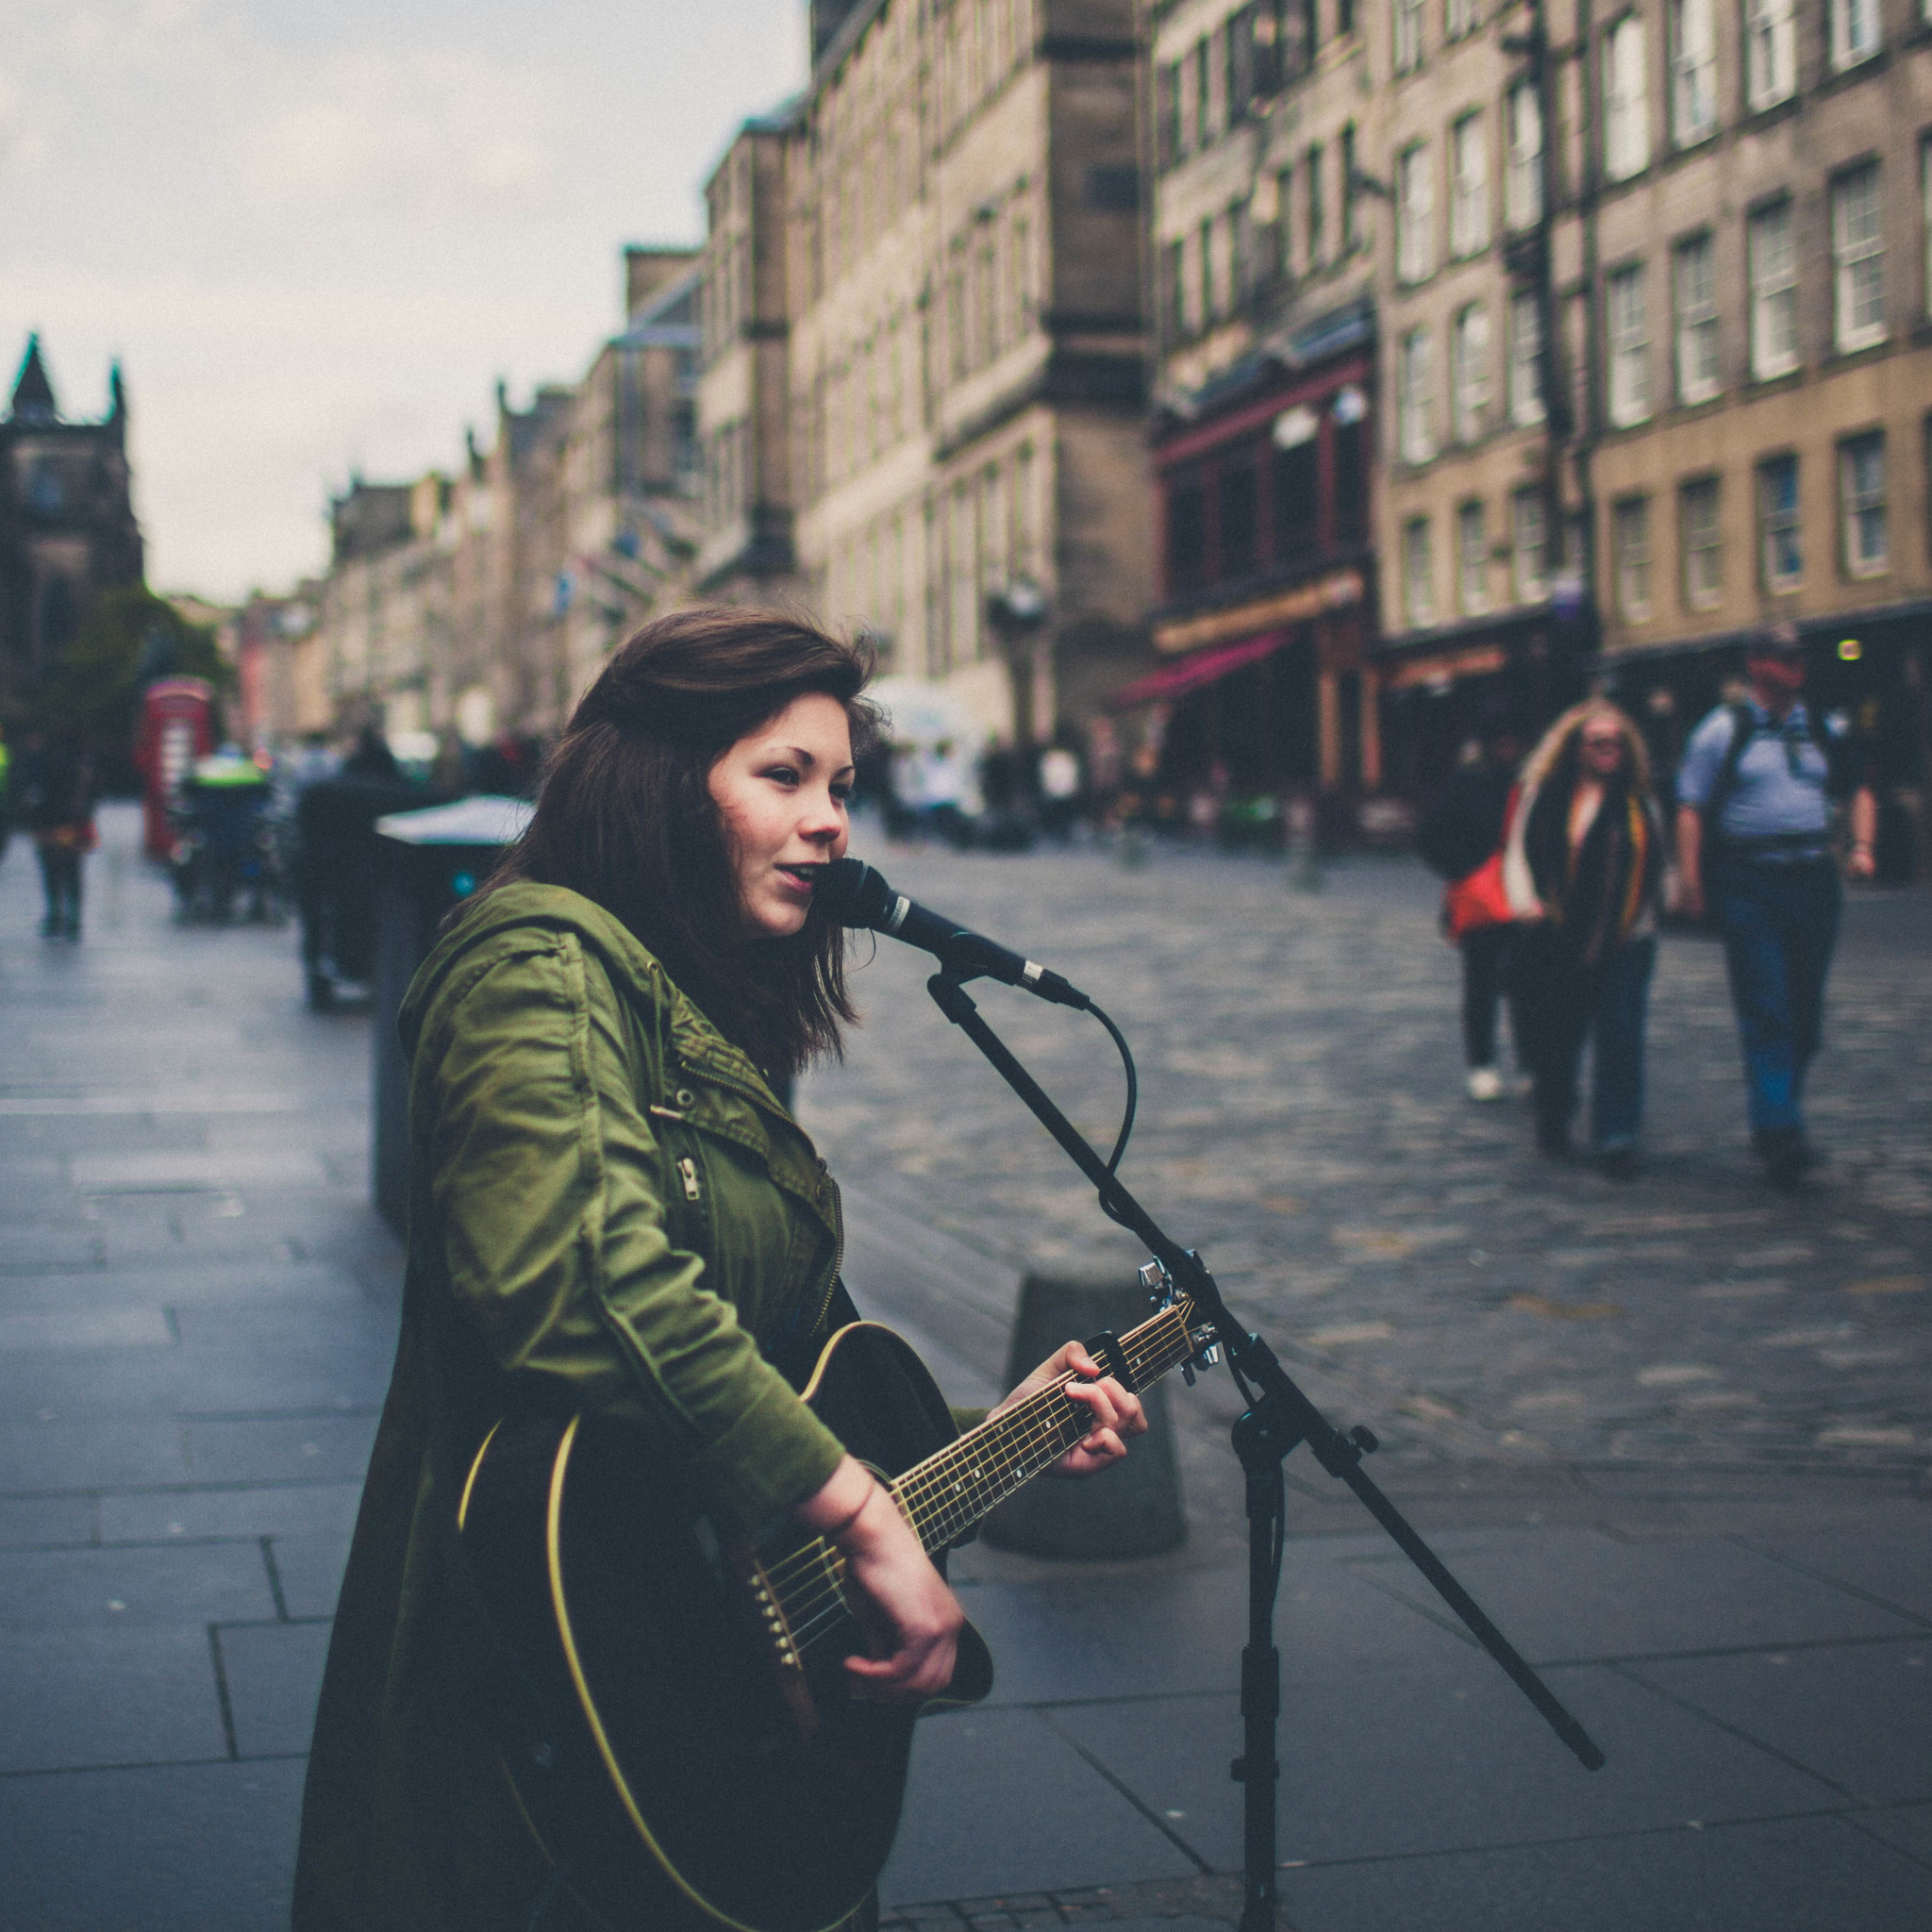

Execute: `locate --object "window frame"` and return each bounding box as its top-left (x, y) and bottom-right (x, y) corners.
top-left (1403, 515), bottom-right (1435, 626)
top-left (1505, 81), bottom-right (1544, 230)
top-left (1511, 487), bottom-right (1549, 602)
top-left (1831, 161), bottom-right (1887, 355)
top-left (1829, 0), bottom-right (1881, 73)
top-left (1457, 498), bottom-right (1490, 614)
top-left (1743, 0), bottom-right (1795, 111)
top-left (1607, 262), bottom-right (1653, 427)
top-left (1451, 301), bottom-right (1491, 443)
top-left (1604, 14), bottom-right (1652, 184)
top-left (1396, 142), bottom-right (1435, 283)
top-left (1757, 452), bottom-right (1804, 591)
top-left (1839, 429), bottom-right (1889, 576)
top-left (1450, 111), bottom-right (1491, 258)
top-left (1673, 231), bottom-right (1721, 405)
top-left (1747, 197), bottom-right (1800, 379)
top-left (1613, 494), bottom-right (1654, 620)
top-left (1394, 0), bottom-right (1425, 74)
top-left (1680, 475), bottom-right (1724, 609)
top-left (1399, 325), bottom-right (1437, 463)
top-left (1507, 286), bottom-right (1546, 426)
top-left (1672, 0), bottom-right (1717, 146)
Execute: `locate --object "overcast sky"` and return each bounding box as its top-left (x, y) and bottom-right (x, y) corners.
top-left (1, 0), bottom-right (809, 602)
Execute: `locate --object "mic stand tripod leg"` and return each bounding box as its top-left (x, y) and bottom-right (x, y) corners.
top-left (1231, 1409), bottom-right (1296, 1932)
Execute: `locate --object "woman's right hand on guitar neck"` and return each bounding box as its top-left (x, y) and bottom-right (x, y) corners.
top-left (795, 1453), bottom-right (962, 1700)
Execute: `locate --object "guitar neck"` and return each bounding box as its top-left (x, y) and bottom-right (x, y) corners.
top-left (891, 1299), bottom-right (1198, 1555)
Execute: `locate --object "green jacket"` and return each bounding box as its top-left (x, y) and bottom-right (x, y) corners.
top-left (293, 883), bottom-right (856, 1931)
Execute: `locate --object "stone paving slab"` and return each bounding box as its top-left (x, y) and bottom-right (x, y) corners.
top-left (0, 1540), bottom-right (276, 1630)
top-left (1626, 1639), bottom-right (1932, 1806)
top-left (1274, 1813), bottom-right (1932, 1932)
top-left (1739, 1522), bottom-right (1932, 1621)
top-left (0, 1757), bottom-right (305, 1931)
top-left (216, 1620), bottom-right (335, 1758)
top-left (0, 1625), bottom-right (227, 1773)
top-left (1045, 1662), bottom-right (1840, 1874)
top-left (1857, 1801), bottom-right (1932, 1862)
top-left (881, 1706), bottom-right (1200, 1906)
top-left (97, 1480), bottom-right (363, 1544)
top-left (1344, 1525), bottom-right (1921, 1661)
top-left (180, 1412), bottom-right (380, 1487)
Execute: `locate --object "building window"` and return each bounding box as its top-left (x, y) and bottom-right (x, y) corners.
top-left (1158, 63), bottom-right (1182, 169)
top-left (1672, 0), bottom-right (1716, 145)
top-left (1505, 82), bottom-right (1543, 229)
top-left (1450, 114), bottom-right (1490, 258)
top-left (1399, 326), bottom-right (1436, 462)
top-left (1447, 0), bottom-right (1479, 37)
top-left (1674, 233), bottom-right (1720, 403)
top-left (1613, 496), bottom-right (1653, 619)
top-left (1199, 217), bottom-right (1217, 325)
top-left (1394, 0), bottom-right (1424, 73)
top-left (1508, 288), bottom-right (1545, 425)
top-left (1165, 239), bottom-right (1187, 341)
top-left (1457, 500), bottom-right (1489, 613)
top-left (1228, 201), bottom-right (1252, 308)
top-left (1341, 123), bottom-right (1360, 251)
top-left (1607, 265), bottom-right (1651, 426)
top-left (1512, 488), bottom-right (1548, 600)
top-left (1604, 16), bottom-right (1650, 183)
top-left (1669, 480), bottom-right (1723, 611)
top-left (1744, 0), bottom-right (1795, 109)
top-left (1274, 167), bottom-right (1295, 277)
top-left (1924, 139), bottom-right (1932, 318)
top-left (1226, 8), bottom-right (1257, 122)
top-left (1452, 303), bottom-right (1491, 442)
top-left (1830, 0), bottom-right (1881, 71)
top-left (1307, 142), bottom-right (1326, 265)
top-left (1840, 431), bottom-right (1888, 575)
top-left (1832, 163), bottom-right (1886, 353)
top-left (1757, 454), bottom-right (1803, 589)
top-left (1196, 35), bottom-right (1215, 146)
top-left (1274, 430), bottom-right (1320, 558)
top-left (1397, 142), bottom-right (1433, 283)
top-left (1167, 475), bottom-right (1207, 593)
top-left (1680, 476), bottom-right (1723, 608)
top-left (1221, 456), bottom-right (1261, 577)
top-left (1403, 516), bottom-right (1435, 625)
top-left (1748, 199), bottom-right (1799, 378)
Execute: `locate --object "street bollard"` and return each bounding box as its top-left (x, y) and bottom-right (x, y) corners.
top-left (982, 1271), bottom-right (1187, 1558)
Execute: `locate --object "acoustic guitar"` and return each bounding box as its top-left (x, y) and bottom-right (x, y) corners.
top-left (455, 1283), bottom-right (1214, 1932)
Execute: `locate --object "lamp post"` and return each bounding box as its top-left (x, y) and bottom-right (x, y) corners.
top-left (986, 577), bottom-right (1050, 751)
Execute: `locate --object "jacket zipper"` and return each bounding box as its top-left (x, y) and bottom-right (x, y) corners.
top-left (676, 1157), bottom-right (700, 1202)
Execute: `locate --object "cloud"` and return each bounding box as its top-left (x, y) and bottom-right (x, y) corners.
top-left (241, 50), bottom-right (558, 219)
top-left (0, 70), bottom-right (48, 179)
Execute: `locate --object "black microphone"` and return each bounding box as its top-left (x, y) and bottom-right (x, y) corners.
top-left (814, 858), bottom-right (1091, 1009)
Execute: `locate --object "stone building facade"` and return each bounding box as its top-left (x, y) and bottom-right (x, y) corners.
top-left (1140, 0), bottom-right (1385, 814)
top-left (698, 0), bottom-right (1154, 743)
top-left (1370, 0), bottom-right (1932, 824)
top-left (0, 337), bottom-right (144, 709)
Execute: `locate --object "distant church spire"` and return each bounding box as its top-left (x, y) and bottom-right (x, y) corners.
top-left (10, 334), bottom-right (58, 425)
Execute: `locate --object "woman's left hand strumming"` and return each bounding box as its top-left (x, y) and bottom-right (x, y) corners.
top-left (992, 1341), bottom-right (1148, 1478)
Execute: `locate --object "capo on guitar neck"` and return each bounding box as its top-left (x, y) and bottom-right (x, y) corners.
top-left (1084, 1330), bottom-right (1138, 1395)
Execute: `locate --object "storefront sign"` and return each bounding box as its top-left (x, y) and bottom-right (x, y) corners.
top-left (1384, 643), bottom-right (1507, 691)
top-left (1155, 568), bottom-right (1364, 655)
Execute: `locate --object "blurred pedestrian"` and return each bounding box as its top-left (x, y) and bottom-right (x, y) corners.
top-left (1506, 702), bottom-right (1666, 1176)
top-left (0, 724), bottom-right (12, 866)
top-left (13, 728), bottom-right (97, 939)
top-left (1037, 737), bottom-right (1083, 842)
top-left (1674, 624), bottom-right (1878, 1187)
top-left (1417, 713), bottom-right (1526, 1102)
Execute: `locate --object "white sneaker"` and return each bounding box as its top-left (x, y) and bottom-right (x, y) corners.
top-left (1467, 1066), bottom-right (1505, 1102)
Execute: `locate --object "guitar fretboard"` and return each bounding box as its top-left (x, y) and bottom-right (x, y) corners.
top-left (770, 1297), bottom-right (1199, 1652)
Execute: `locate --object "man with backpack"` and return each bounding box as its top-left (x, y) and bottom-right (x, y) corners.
top-left (1674, 625), bottom-right (1877, 1187)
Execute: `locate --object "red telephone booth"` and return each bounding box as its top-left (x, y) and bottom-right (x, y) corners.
top-left (134, 678), bottom-right (214, 860)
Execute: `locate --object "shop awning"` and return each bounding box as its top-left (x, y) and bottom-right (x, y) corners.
top-left (1108, 630), bottom-right (1289, 708)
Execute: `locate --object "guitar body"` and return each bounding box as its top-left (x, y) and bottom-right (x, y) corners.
top-left (458, 1324), bottom-right (993, 1932)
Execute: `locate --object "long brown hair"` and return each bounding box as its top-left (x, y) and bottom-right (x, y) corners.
top-left (481, 608), bottom-right (879, 1075)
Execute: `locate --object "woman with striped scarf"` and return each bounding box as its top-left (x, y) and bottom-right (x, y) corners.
top-left (1504, 701), bottom-right (1667, 1178)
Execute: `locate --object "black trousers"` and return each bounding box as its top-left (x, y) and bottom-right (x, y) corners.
top-left (1459, 924), bottom-right (1521, 1068)
top-left (36, 842), bottom-right (83, 933)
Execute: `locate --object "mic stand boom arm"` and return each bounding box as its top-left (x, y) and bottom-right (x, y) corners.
top-left (922, 970), bottom-right (1605, 1932)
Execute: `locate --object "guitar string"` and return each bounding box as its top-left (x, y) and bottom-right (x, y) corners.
top-left (776, 1311), bottom-right (1194, 1600)
top-left (776, 1325), bottom-right (1198, 1654)
top-left (758, 1309), bottom-right (1192, 1604)
top-left (756, 1309), bottom-right (1189, 1596)
top-left (769, 1320), bottom-right (1200, 1648)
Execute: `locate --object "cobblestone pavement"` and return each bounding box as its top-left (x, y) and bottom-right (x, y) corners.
top-left (801, 833), bottom-right (1932, 1506)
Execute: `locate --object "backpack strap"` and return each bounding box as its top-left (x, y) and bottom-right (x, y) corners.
top-left (1701, 703), bottom-right (1757, 846)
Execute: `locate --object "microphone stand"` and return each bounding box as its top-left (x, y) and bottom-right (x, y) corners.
top-left (923, 969), bottom-right (1605, 1932)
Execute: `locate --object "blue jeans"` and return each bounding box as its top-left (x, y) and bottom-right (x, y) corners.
top-left (1714, 858), bottom-right (1840, 1135)
top-left (1518, 930), bottom-right (1657, 1151)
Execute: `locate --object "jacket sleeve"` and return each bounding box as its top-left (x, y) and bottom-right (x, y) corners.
top-left (425, 935), bottom-right (847, 1529)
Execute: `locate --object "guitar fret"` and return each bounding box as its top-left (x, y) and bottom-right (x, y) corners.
top-left (774, 1300), bottom-right (1202, 1642)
